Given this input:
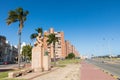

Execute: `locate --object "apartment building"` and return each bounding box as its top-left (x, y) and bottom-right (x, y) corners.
top-left (65, 40), bottom-right (70, 56)
top-left (0, 35), bottom-right (6, 63)
top-left (0, 35), bottom-right (18, 64)
top-left (43, 28), bottom-right (80, 60)
top-left (43, 28), bottom-right (65, 59)
top-left (65, 40), bottom-right (80, 57)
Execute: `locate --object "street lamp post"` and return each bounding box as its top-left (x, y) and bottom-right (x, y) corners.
top-left (103, 38), bottom-right (113, 61)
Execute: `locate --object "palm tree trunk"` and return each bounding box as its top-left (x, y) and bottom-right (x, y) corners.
top-left (18, 21), bottom-right (23, 68)
top-left (53, 43), bottom-right (56, 66)
top-left (18, 20), bottom-right (23, 68)
top-left (18, 30), bottom-right (21, 68)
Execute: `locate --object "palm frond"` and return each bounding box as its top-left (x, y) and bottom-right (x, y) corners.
top-left (35, 28), bottom-right (43, 34)
top-left (8, 10), bottom-right (17, 17)
top-left (23, 11), bottom-right (29, 16)
top-left (16, 7), bottom-right (23, 15)
top-left (47, 39), bottom-right (53, 45)
top-left (46, 33), bottom-right (59, 45)
top-left (6, 7), bottom-right (29, 26)
top-left (30, 33), bottom-right (38, 40)
top-left (6, 10), bottom-right (18, 25)
top-left (23, 11), bottom-right (29, 21)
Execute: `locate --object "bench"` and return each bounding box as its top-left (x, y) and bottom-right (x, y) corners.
top-left (8, 68), bottom-right (34, 78)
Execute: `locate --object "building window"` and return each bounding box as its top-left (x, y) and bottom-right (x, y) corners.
top-left (0, 42), bottom-right (2, 46)
top-left (58, 47), bottom-right (61, 48)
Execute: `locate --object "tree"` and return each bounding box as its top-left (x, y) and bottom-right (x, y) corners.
top-left (22, 45), bottom-right (32, 61)
top-left (46, 33), bottom-right (58, 66)
top-left (6, 7), bottom-right (29, 68)
top-left (67, 53), bottom-right (75, 59)
top-left (30, 27), bottom-right (43, 40)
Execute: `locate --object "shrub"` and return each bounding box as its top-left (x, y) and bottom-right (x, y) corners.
top-left (67, 53), bottom-right (75, 59)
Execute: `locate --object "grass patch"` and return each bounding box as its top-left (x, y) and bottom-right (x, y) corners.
top-left (56, 64), bottom-right (66, 67)
top-left (0, 72), bottom-right (8, 79)
top-left (3, 78), bottom-right (26, 80)
top-left (51, 59), bottom-right (80, 67)
top-left (0, 69), bottom-right (27, 80)
top-left (58, 59), bottom-right (81, 65)
top-left (0, 72), bottom-right (26, 80)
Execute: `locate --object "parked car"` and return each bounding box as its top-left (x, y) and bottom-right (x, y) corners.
top-left (101, 61), bottom-right (105, 63)
top-left (3, 61), bottom-right (9, 65)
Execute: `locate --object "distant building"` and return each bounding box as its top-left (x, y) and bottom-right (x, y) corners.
top-left (0, 35), bottom-right (6, 62)
top-left (65, 40), bottom-right (70, 56)
top-left (0, 35), bottom-right (18, 64)
top-left (65, 40), bottom-right (80, 58)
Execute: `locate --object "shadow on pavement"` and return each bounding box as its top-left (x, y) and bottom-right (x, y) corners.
top-left (0, 69), bottom-right (14, 72)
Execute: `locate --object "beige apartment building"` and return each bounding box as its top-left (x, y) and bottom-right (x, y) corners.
top-left (43, 28), bottom-right (65, 59)
top-left (65, 40), bottom-right (80, 57)
top-left (43, 28), bottom-right (80, 60)
top-left (65, 40), bottom-right (70, 56)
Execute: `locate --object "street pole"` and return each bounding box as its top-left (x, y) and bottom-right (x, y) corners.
top-left (107, 38), bottom-right (113, 61)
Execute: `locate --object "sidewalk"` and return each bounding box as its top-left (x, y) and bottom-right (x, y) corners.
top-left (15, 67), bottom-right (59, 80)
top-left (32, 64), bottom-right (80, 80)
top-left (81, 61), bottom-right (116, 80)
top-left (9, 64), bottom-right (80, 80)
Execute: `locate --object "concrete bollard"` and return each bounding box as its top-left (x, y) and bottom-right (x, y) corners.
top-left (8, 72), bottom-right (15, 78)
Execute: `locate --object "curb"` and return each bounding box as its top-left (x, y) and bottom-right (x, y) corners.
top-left (86, 62), bottom-right (120, 80)
top-left (28, 67), bottom-right (59, 80)
top-left (4, 67), bottom-right (59, 80)
top-left (102, 69), bottom-right (120, 80)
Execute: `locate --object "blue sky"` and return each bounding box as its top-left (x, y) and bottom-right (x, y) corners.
top-left (0, 0), bottom-right (120, 56)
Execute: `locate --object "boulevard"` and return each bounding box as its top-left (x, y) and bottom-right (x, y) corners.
top-left (86, 59), bottom-right (120, 78)
top-left (0, 64), bottom-right (18, 72)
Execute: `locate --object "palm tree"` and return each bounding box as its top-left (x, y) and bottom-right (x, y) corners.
top-left (46, 33), bottom-right (58, 66)
top-left (30, 27), bottom-right (43, 40)
top-left (6, 7), bottom-right (29, 68)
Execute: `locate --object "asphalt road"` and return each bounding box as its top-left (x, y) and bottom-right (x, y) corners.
top-left (86, 59), bottom-right (120, 77)
top-left (0, 64), bottom-right (18, 69)
top-left (0, 64), bottom-right (19, 72)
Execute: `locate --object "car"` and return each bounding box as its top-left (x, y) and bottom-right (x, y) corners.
top-left (101, 61), bottom-right (104, 63)
top-left (3, 61), bottom-right (9, 65)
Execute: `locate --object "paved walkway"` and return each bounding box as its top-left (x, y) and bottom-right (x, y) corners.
top-left (15, 67), bottom-right (59, 80)
top-left (32, 64), bottom-right (80, 80)
top-left (81, 61), bottom-right (116, 80)
top-left (12, 64), bottom-right (80, 80)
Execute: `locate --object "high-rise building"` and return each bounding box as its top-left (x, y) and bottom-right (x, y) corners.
top-left (43, 28), bottom-right (80, 59)
top-left (65, 40), bottom-right (70, 56)
top-left (65, 40), bottom-right (80, 57)
top-left (43, 28), bottom-right (65, 59)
